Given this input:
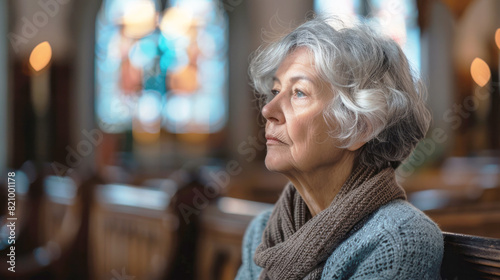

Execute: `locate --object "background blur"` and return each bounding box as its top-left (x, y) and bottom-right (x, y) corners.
top-left (0, 0), bottom-right (499, 279)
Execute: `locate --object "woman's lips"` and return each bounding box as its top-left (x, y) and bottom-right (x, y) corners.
top-left (266, 136), bottom-right (286, 145)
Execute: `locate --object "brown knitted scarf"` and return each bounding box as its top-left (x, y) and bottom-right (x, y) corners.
top-left (254, 164), bottom-right (406, 280)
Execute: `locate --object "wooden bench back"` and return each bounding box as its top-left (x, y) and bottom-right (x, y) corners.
top-left (197, 197), bottom-right (273, 280)
top-left (441, 232), bottom-right (500, 279)
top-left (89, 183), bottom-right (178, 280)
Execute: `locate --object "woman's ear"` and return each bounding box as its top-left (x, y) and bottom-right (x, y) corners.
top-left (348, 122), bottom-right (371, 151)
top-left (347, 141), bottom-right (366, 151)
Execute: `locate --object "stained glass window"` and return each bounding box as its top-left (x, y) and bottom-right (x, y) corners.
top-left (314, 0), bottom-right (421, 71)
top-left (95, 0), bottom-right (228, 136)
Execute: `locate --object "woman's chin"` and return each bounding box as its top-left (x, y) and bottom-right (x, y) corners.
top-left (264, 157), bottom-right (288, 173)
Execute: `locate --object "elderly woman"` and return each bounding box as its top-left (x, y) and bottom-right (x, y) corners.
top-left (236, 16), bottom-right (443, 280)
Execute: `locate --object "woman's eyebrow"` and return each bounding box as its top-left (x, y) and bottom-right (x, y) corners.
top-left (272, 75), bottom-right (316, 85)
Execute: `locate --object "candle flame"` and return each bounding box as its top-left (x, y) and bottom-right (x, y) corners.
top-left (470, 58), bottom-right (490, 87)
top-left (29, 41), bottom-right (52, 72)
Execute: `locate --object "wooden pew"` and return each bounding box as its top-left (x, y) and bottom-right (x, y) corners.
top-left (89, 182), bottom-right (178, 280)
top-left (41, 175), bottom-right (81, 250)
top-left (196, 197), bottom-right (273, 280)
top-left (0, 167), bottom-right (83, 279)
top-left (441, 232), bottom-right (500, 279)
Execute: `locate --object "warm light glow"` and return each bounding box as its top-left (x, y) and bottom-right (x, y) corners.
top-left (470, 58), bottom-right (491, 87)
top-left (495, 28), bottom-right (500, 50)
top-left (122, 0), bottom-right (157, 38)
top-left (29, 41), bottom-right (52, 72)
top-left (132, 118), bottom-right (161, 143)
top-left (177, 132), bottom-right (209, 143)
top-left (168, 65), bottom-right (199, 93)
top-left (159, 7), bottom-right (193, 38)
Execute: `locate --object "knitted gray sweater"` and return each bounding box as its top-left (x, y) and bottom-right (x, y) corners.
top-left (236, 199), bottom-right (444, 279)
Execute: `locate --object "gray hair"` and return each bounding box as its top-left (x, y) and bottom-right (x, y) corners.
top-left (249, 16), bottom-right (431, 170)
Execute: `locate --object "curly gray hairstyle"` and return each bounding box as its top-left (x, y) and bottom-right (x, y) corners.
top-left (249, 16), bottom-right (431, 170)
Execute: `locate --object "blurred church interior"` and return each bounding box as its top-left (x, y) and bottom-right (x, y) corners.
top-left (0, 0), bottom-right (499, 279)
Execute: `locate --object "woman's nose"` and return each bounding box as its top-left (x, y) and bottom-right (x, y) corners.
top-left (262, 95), bottom-right (285, 124)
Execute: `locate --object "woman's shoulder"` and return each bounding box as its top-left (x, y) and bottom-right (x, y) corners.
top-left (373, 199), bottom-right (442, 234)
top-left (321, 199), bottom-right (444, 279)
top-left (365, 199), bottom-right (444, 256)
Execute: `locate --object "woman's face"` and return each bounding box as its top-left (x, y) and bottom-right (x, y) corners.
top-left (262, 47), bottom-right (352, 175)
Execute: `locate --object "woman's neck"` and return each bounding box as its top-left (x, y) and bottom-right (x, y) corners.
top-left (286, 155), bottom-right (356, 216)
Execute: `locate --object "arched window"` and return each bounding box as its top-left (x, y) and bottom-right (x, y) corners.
top-left (95, 0), bottom-right (228, 139)
top-left (314, 0), bottom-right (421, 71)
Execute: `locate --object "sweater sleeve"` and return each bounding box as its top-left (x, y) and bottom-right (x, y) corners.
top-left (347, 214), bottom-right (444, 280)
top-left (235, 210), bottom-right (272, 280)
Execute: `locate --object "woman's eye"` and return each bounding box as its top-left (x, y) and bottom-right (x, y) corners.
top-left (294, 89), bottom-right (306, 98)
top-left (271, 89), bottom-right (280, 96)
